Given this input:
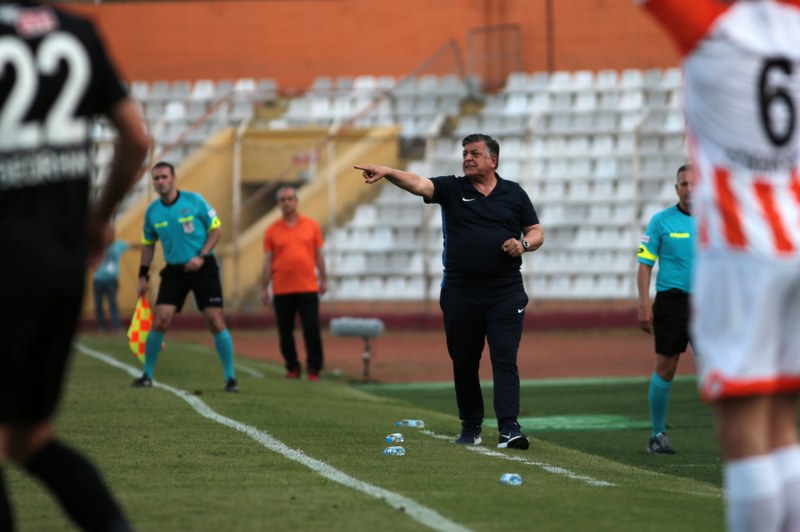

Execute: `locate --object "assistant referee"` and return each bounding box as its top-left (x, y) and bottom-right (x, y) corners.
top-left (637, 163), bottom-right (695, 455)
top-left (133, 161), bottom-right (239, 392)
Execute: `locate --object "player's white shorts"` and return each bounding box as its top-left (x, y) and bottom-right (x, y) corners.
top-left (691, 254), bottom-right (800, 402)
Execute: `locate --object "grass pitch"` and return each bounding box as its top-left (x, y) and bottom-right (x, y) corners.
top-left (6, 335), bottom-right (725, 531)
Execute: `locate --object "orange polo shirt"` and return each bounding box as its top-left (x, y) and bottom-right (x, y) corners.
top-left (263, 215), bottom-right (323, 295)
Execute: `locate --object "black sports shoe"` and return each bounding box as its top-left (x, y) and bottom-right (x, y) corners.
top-left (455, 426), bottom-right (482, 445)
top-left (224, 378), bottom-right (240, 393)
top-left (648, 432), bottom-right (676, 455)
top-left (498, 424), bottom-right (530, 450)
top-left (131, 374), bottom-right (152, 388)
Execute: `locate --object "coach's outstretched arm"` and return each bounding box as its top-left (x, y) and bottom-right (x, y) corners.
top-left (354, 164), bottom-right (434, 201)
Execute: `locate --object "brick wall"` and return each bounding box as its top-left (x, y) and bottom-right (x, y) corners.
top-left (58, 0), bottom-right (678, 91)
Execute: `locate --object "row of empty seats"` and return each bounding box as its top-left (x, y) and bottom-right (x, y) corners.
top-left (129, 78), bottom-right (278, 103)
top-left (95, 68), bottom-right (689, 301)
top-left (504, 68), bottom-right (681, 94)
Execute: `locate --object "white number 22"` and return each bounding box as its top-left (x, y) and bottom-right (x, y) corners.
top-left (0, 32), bottom-right (90, 150)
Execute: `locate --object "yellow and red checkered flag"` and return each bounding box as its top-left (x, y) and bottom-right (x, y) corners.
top-left (127, 296), bottom-right (153, 364)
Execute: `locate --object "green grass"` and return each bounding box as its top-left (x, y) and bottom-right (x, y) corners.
top-left (362, 377), bottom-right (723, 487)
top-left (6, 335), bottom-right (725, 531)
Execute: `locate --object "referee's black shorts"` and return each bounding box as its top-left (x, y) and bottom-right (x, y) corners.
top-left (157, 255), bottom-right (224, 312)
top-left (652, 288), bottom-right (690, 356)
top-left (0, 288), bottom-right (82, 424)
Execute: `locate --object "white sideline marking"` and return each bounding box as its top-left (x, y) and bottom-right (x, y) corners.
top-left (75, 344), bottom-right (470, 532)
top-left (421, 430), bottom-right (615, 487)
top-left (234, 364), bottom-right (264, 379)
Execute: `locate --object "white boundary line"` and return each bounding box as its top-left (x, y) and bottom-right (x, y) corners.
top-left (75, 343), bottom-right (470, 532)
top-left (234, 363), bottom-right (264, 379)
top-left (421, 430), bottom-right (616, 487)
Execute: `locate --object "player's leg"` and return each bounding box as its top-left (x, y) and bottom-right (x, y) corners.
top-left (716, 396), bottom-right (782, 532)
top-left (297, 293), bottom-right (324, 377)
top-left (2, 290), bottom-right (130, 530)
top-left (273, 294), bottom-right (301, 376)
top-left (0, 428), bottom-right (12, 531)
top-left (9, 423), bottom-right (130, 532)
top-left (770, 394), bottom-right (800, 530)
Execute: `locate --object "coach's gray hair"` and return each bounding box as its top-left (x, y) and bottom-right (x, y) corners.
top-left (462, 133), bottom-right (500, 171)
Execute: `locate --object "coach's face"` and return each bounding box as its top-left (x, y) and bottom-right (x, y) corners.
top-left (152, 166), bottom-right (176, 199)
top-left (462, 141), bottom-right (496, 179)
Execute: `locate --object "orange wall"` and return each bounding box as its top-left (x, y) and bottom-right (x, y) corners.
top-left (58, 0), bottom-right (679, 92)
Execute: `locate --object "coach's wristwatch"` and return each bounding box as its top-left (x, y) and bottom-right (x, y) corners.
top-left (197, 251), bottom-right (208, 259)
top-left (521, 239), bottom-right (529, 251)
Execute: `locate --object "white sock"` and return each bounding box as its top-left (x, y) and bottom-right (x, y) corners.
top-left (725, 454), bottom-right (783, 532)
top-left (772, 444), bottom-right (800, 532)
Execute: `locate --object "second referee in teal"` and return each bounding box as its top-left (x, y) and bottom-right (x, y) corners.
top-left (133, 161), bottom-right (239, 392)
top-left (637, 164), bottom-right (695, 455)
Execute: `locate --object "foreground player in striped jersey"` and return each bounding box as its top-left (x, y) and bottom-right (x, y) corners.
top-left (641, 1), bottom-right (800, 530)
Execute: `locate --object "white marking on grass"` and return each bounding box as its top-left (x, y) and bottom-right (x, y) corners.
top-left (75, 344), bottom-right (469, 532)
top-left (421, 430), bottom-right (615, 487)
top-left (234, 364), bottom-right (264, 379)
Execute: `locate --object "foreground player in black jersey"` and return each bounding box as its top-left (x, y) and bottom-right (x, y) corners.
top-left (0, 3), bottom-right (149, 530)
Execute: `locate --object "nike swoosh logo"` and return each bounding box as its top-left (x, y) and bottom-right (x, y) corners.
top-left (462, 197), bottom-right (476, 202)
top-left (517, 308), bottom-right (524, 313)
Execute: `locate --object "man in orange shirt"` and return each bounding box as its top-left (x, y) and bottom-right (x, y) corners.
top-left (262, 186), bottom-right (328, 380)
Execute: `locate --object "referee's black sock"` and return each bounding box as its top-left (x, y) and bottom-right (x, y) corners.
top-left (0, 466), bottom-right (14, 531)
top-left (23, 440), bottom-right (130, 532)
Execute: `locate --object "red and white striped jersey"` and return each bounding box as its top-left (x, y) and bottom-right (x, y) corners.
top-left (642, 0), bottom-right (800, 260)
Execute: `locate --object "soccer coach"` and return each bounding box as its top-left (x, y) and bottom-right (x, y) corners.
top-left (355, 133), bottom-right (543, 450)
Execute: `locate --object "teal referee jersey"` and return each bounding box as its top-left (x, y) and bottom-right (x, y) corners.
top-left (637, 204), bottom-right (694, 293)
top-left (142, 190), bottom-right (221, 265)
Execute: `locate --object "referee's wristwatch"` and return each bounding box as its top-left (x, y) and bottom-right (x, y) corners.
top-left (520, 239), bottom-right (529, 251)
top-left (197, 251), bottom-right (208, 260)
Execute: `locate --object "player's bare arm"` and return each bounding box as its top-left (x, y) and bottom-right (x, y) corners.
top-left (354, 164), bottom-right (434, 200)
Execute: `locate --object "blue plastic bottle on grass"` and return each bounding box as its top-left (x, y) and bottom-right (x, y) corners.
top-left (499, 473), bottom-right (522, 486)
top-left (385, 433), bottom-right (404, 443)
top-left (383, 446), bottom-right (406, 456)
top-left (396, 419), bottom-right (425, 428)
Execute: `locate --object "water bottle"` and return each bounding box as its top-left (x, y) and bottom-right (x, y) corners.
top-left (385, 432), bottom-right (404, 443)
top-left (499, 473), bottom-right (523, 486)
top-left (396, 419), bottom-right (425, 428)
top-left (383, 446), bottom-right (406, 456)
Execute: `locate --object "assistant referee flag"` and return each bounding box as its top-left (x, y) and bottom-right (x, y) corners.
top-left (127, 296), bottom-right (153, 364)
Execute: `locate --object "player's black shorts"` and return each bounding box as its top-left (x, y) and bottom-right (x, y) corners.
top-left (0, 289), bottom-right (82, 424)
top-left (156, 255), bottom-right (224, 312)
top-left (652, 288), bottom-right (690, 356)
